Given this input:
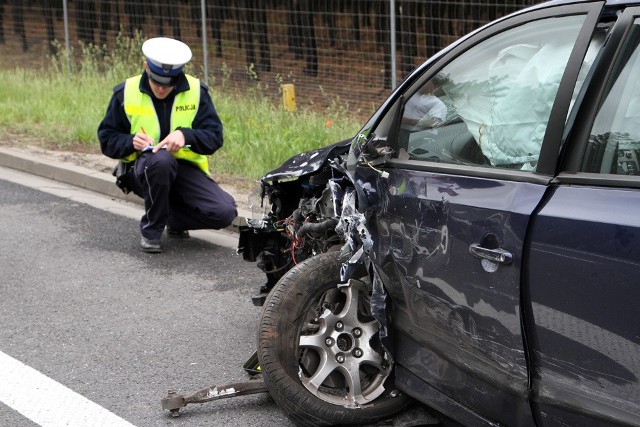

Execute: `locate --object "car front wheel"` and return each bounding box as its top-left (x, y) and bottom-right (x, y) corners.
top-left (258, 251), bottom-right (410, 426)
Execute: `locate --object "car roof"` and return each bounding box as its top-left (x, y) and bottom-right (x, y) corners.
top-left (527, 0), bottom-right (640, 10)
top-left (539, 0), bottom-right (640, 5)
top-left (605, 0), bottom-right (640, 5)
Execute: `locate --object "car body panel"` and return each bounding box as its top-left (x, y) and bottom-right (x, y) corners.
top-left (527, 186), bottom-right (640, 424)
top-left (260, 139), bottom-right (351, 184)
top-left (355, 165), bottom-right (545, 425)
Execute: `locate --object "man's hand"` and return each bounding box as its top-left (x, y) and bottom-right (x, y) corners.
top-left (154, 130), bottom-right (185, 153)
top-left (133, 131), bottom-right (154, 151)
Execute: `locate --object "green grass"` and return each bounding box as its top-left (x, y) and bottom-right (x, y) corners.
top-left (0, 36), bottom-right (363, 181)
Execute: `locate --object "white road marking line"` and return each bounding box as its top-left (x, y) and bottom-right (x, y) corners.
top-left (0, 351), bottom-right (136, 427)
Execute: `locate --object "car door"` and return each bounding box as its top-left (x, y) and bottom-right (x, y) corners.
top-left (526, 7), bottom-right (640, 425)
top-left (351, 2), bottom-right (604, 425)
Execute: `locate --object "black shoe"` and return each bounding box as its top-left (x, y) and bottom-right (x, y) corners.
top-left (140, 236), bottom-right (162, 253)
top-left (167, 227), bottom-right (190, 239)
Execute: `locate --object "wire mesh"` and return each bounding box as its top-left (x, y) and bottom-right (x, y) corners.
top-left (0, 1), bottom-right (544, 114)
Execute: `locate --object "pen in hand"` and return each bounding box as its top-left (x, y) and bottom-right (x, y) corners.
top-left (138, 127), bottom-right (154, 152)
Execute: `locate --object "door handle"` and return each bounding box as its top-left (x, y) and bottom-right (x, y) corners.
top-left (469, 243), bottom-right (513, 265)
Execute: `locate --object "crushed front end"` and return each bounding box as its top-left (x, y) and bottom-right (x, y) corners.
top-left (237, 139), bottom-right (355, 305)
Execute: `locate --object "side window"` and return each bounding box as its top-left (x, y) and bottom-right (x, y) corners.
top-left (582, 19), bottom-right (640, 176)
top-left (397, 15), bottom-right (587, 171)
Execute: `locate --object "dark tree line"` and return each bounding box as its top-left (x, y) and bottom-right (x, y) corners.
top-left (0, 1), bottom-right (541, 86)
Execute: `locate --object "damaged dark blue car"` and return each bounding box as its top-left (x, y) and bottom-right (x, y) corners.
top-left (238, 1), bottom-right (640, 425)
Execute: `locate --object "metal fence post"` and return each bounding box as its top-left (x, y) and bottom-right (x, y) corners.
top-left (62, 0), bottom-right (70, 74)
top-left (201, 0), bottom-right (208, 85)
top-left (390, 0), bottom-right (397, 89)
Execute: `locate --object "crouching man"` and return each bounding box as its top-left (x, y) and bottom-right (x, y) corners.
top-left (98, 37), bottom-right (237, 253)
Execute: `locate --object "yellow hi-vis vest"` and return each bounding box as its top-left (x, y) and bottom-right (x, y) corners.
top-left (123, 74), bottom-right (210, 176)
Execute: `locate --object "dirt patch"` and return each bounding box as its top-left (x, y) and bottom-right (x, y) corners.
top-left (0, 129), bottom-right (111, 170)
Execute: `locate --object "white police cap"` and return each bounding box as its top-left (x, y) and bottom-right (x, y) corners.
top-left (142, 37), bottom-right (192, 86)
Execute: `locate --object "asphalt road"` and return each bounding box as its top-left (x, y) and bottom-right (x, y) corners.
top-left (0, 170), bottom-right (293, 427)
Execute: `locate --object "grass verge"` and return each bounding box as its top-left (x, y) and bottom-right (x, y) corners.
top-left (0, 36), bottom-right (364, 181)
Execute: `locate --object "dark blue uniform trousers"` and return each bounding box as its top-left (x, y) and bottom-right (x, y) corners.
top-left (126, 150), bottom-right (237, 240)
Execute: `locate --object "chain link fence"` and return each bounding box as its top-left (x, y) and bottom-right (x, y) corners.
top-left (0, 1), bottom-right (542, 114)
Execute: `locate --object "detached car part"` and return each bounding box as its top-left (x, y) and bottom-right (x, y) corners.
top-left (161, 379), bottom-right (268, 417)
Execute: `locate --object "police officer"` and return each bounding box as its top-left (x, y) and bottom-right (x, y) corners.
top-left (98, 37), bottom-right (237, 253)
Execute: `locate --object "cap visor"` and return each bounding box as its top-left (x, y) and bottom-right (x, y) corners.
top-left (148, 70), bottom-right (179, 87)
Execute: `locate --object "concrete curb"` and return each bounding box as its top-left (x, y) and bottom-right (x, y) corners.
top-left (0, 147), bottom-right (252, 231)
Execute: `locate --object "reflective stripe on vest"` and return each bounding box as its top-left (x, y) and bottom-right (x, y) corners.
top-left (123, 74), bottom-right (210, 176)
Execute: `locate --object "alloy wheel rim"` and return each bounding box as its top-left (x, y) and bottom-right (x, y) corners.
top-left (297, 279), bottom-right (391, 406)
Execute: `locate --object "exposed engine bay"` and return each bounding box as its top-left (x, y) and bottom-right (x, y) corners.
top-left (237, 139), bottom-right (354, 306)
